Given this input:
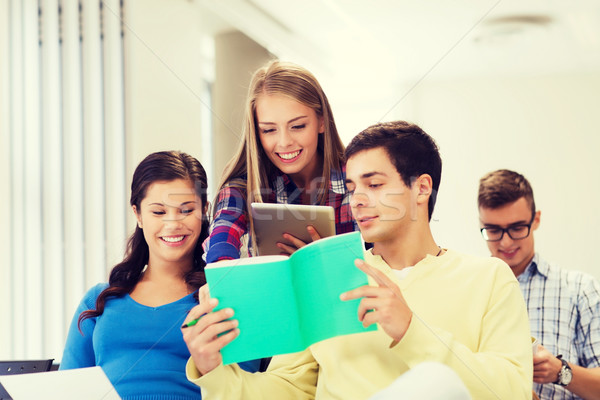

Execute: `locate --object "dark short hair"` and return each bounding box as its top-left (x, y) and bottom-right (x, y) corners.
top-left (478, 169), bottom-right (535, 215)
top-left (345, 121), bottom-right (442, 221)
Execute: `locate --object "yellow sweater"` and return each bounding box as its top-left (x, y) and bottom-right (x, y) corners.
top-left (188, 249), bottom-right (533, 399)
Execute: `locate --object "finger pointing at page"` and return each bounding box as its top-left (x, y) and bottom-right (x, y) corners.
top-left (340, 259), bottom-right (412, 343)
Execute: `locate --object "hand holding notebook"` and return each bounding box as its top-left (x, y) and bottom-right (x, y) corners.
top-left (202, 231), bottom-right (375, 365)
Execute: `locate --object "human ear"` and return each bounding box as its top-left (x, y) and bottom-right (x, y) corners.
top-left (203, 201), bottom-right (210, 219)
top-left (532, 210), bottom-right (541, 231)
top-left (132, 205), bottom-right (143, 229)
top-left (415, 174), bottom-right (433, 204)
top-left (318, 116), bottom-right (325, 134)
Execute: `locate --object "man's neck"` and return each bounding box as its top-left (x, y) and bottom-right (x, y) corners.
top-left (513, 252), bottom-right (535, 278)
top-left (372, 224), bottom-right (439, 270)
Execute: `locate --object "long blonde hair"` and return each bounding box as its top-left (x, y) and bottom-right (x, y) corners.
top-left (217, 60), bottom-right (345, 247)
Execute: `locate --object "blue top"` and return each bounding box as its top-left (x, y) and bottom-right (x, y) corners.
top-left (518, 254), bottom-right (600, 400)
top-left (60, 283), bottom-right (261, 400)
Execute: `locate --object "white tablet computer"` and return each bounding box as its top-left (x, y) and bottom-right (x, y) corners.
top-left (250, 202), bottom-right (336, 256)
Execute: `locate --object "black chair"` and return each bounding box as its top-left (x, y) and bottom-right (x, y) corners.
top-left (0, 359), bottom-right (54, 400)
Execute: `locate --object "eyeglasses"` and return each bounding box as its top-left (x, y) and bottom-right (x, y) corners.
top-left (480, 218), bottom-right (534, 242)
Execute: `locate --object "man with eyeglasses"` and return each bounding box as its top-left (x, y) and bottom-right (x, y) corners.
top-left (478, 169), bottom-right (600, 400)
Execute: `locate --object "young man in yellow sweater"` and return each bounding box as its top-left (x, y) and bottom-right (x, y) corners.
top-left (182, 121), bottom-right (533, 399)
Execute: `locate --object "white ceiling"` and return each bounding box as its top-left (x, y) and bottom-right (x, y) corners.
top-left (197, 0), bottom-right (600, 84)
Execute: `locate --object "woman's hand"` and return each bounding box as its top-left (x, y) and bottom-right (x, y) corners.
top-left (340, 259), bottom-right (412, 343)
top-left (276, 225), bottom-right (322, 255)
top-left (181, 285), bottom-right (239, 375)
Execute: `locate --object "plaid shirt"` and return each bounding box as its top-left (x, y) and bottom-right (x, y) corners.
top-left (518, 253), bottom-right (600, 400)
top-left (203, 169), bottom-right (356, 263)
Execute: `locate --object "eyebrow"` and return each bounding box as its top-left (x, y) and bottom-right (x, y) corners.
top-left (346, 171), bottom-right (387, 184)
top-left (482, 220), bottom-right (530, 228)
top-left (148, 201), bottom-right (197, 207)
top-left (258, 115), bottom-right (308, 125)
top-left (362, 171), bottom-right (386, 179)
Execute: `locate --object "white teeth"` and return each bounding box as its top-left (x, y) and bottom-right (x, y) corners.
top-left (279, 150), bottom-right (300, 160)
top-left (162, 236), bottom-right (184, 243)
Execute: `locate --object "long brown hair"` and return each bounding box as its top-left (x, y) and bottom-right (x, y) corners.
top-left (218, 60), bottom-right (346, 247)
top-left (78, 151), bottom-right (210, 328)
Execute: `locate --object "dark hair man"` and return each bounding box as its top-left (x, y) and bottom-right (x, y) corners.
top-left (182, 122), bottom-right (533, 399)
top-left (478, 169), bottom-right (600, 400)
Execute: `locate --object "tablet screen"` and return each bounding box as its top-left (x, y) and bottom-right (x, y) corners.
top-left (251, 203), bottom-right (336, 256)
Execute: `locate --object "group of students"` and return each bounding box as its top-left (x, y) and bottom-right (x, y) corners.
top-left (59, 60), bottom-right (600, 400)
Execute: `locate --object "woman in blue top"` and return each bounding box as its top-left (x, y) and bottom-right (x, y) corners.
top-left (60, 151), bottom-right (260, 400)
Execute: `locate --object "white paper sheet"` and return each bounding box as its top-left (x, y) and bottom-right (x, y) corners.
top-left (0, 366), bottom-right (120, 400)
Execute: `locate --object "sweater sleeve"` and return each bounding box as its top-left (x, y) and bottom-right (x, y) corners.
top-left (204, 186), bottom-right (249, 263)
top-left (187, 350), bottom-right (318, 399)
top-left (392, 263), bottom-right (533, 399)
top-left (59, 283), bottom-right (107, 369)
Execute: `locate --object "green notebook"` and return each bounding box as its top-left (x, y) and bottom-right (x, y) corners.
top-left (205, 231), bottom-right (376, 365)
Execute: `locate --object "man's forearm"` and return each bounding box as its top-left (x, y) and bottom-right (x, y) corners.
top-left (564, 364), bottom-right (600, 400)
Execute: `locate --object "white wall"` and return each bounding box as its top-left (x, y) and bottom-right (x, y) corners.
top-left (4, 0), bottom-right (599, 360)
top-left (0, 0), bottom-right (10, 355)
top-left (123, 3), bottom-right (600, 282)
top-left (392, 72), bottom-right (600, 280)
top-left (124, 0), bottom-right (213, 230)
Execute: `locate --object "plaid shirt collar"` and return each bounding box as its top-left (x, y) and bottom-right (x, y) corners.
top-left (273, 169), bottom-right (346, 204)
top-left (520, 253), bottom-right (549, 283)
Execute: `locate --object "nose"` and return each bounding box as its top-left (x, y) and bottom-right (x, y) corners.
top-left (499, 230), bottom-right (513, 247)
top-left (163, 209), bottom-right (184, 227)
top-left (350, 191), bottom-right (368, 209)
top-left (277, 129), bottom-right (294, 148)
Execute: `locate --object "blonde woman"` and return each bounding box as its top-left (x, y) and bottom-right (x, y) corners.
top-left (204, 60), bottom-right (356, 263)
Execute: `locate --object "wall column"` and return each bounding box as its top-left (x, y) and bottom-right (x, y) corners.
top-left (212, 31), bottom-right (270, 190)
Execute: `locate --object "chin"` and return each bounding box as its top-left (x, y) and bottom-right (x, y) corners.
top-left (278, 164), bottom-right (304, 174)
top-left (358, 231), bottom-right (379, 244)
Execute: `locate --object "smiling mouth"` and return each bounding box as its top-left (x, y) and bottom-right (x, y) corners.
top-left (277, 150), bottom-right (301, 160)
top-left (358, 216), bottom-right (377, 223)
top-left (161, 235), bottom-right (185, 243)
top-left (500, 248), bottom-right (518, 257)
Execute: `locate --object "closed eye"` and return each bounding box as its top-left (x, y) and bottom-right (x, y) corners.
top-left (509, 225), bottom-right (528, 232)
top-left (485, 228), bottom-right (502, 234)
